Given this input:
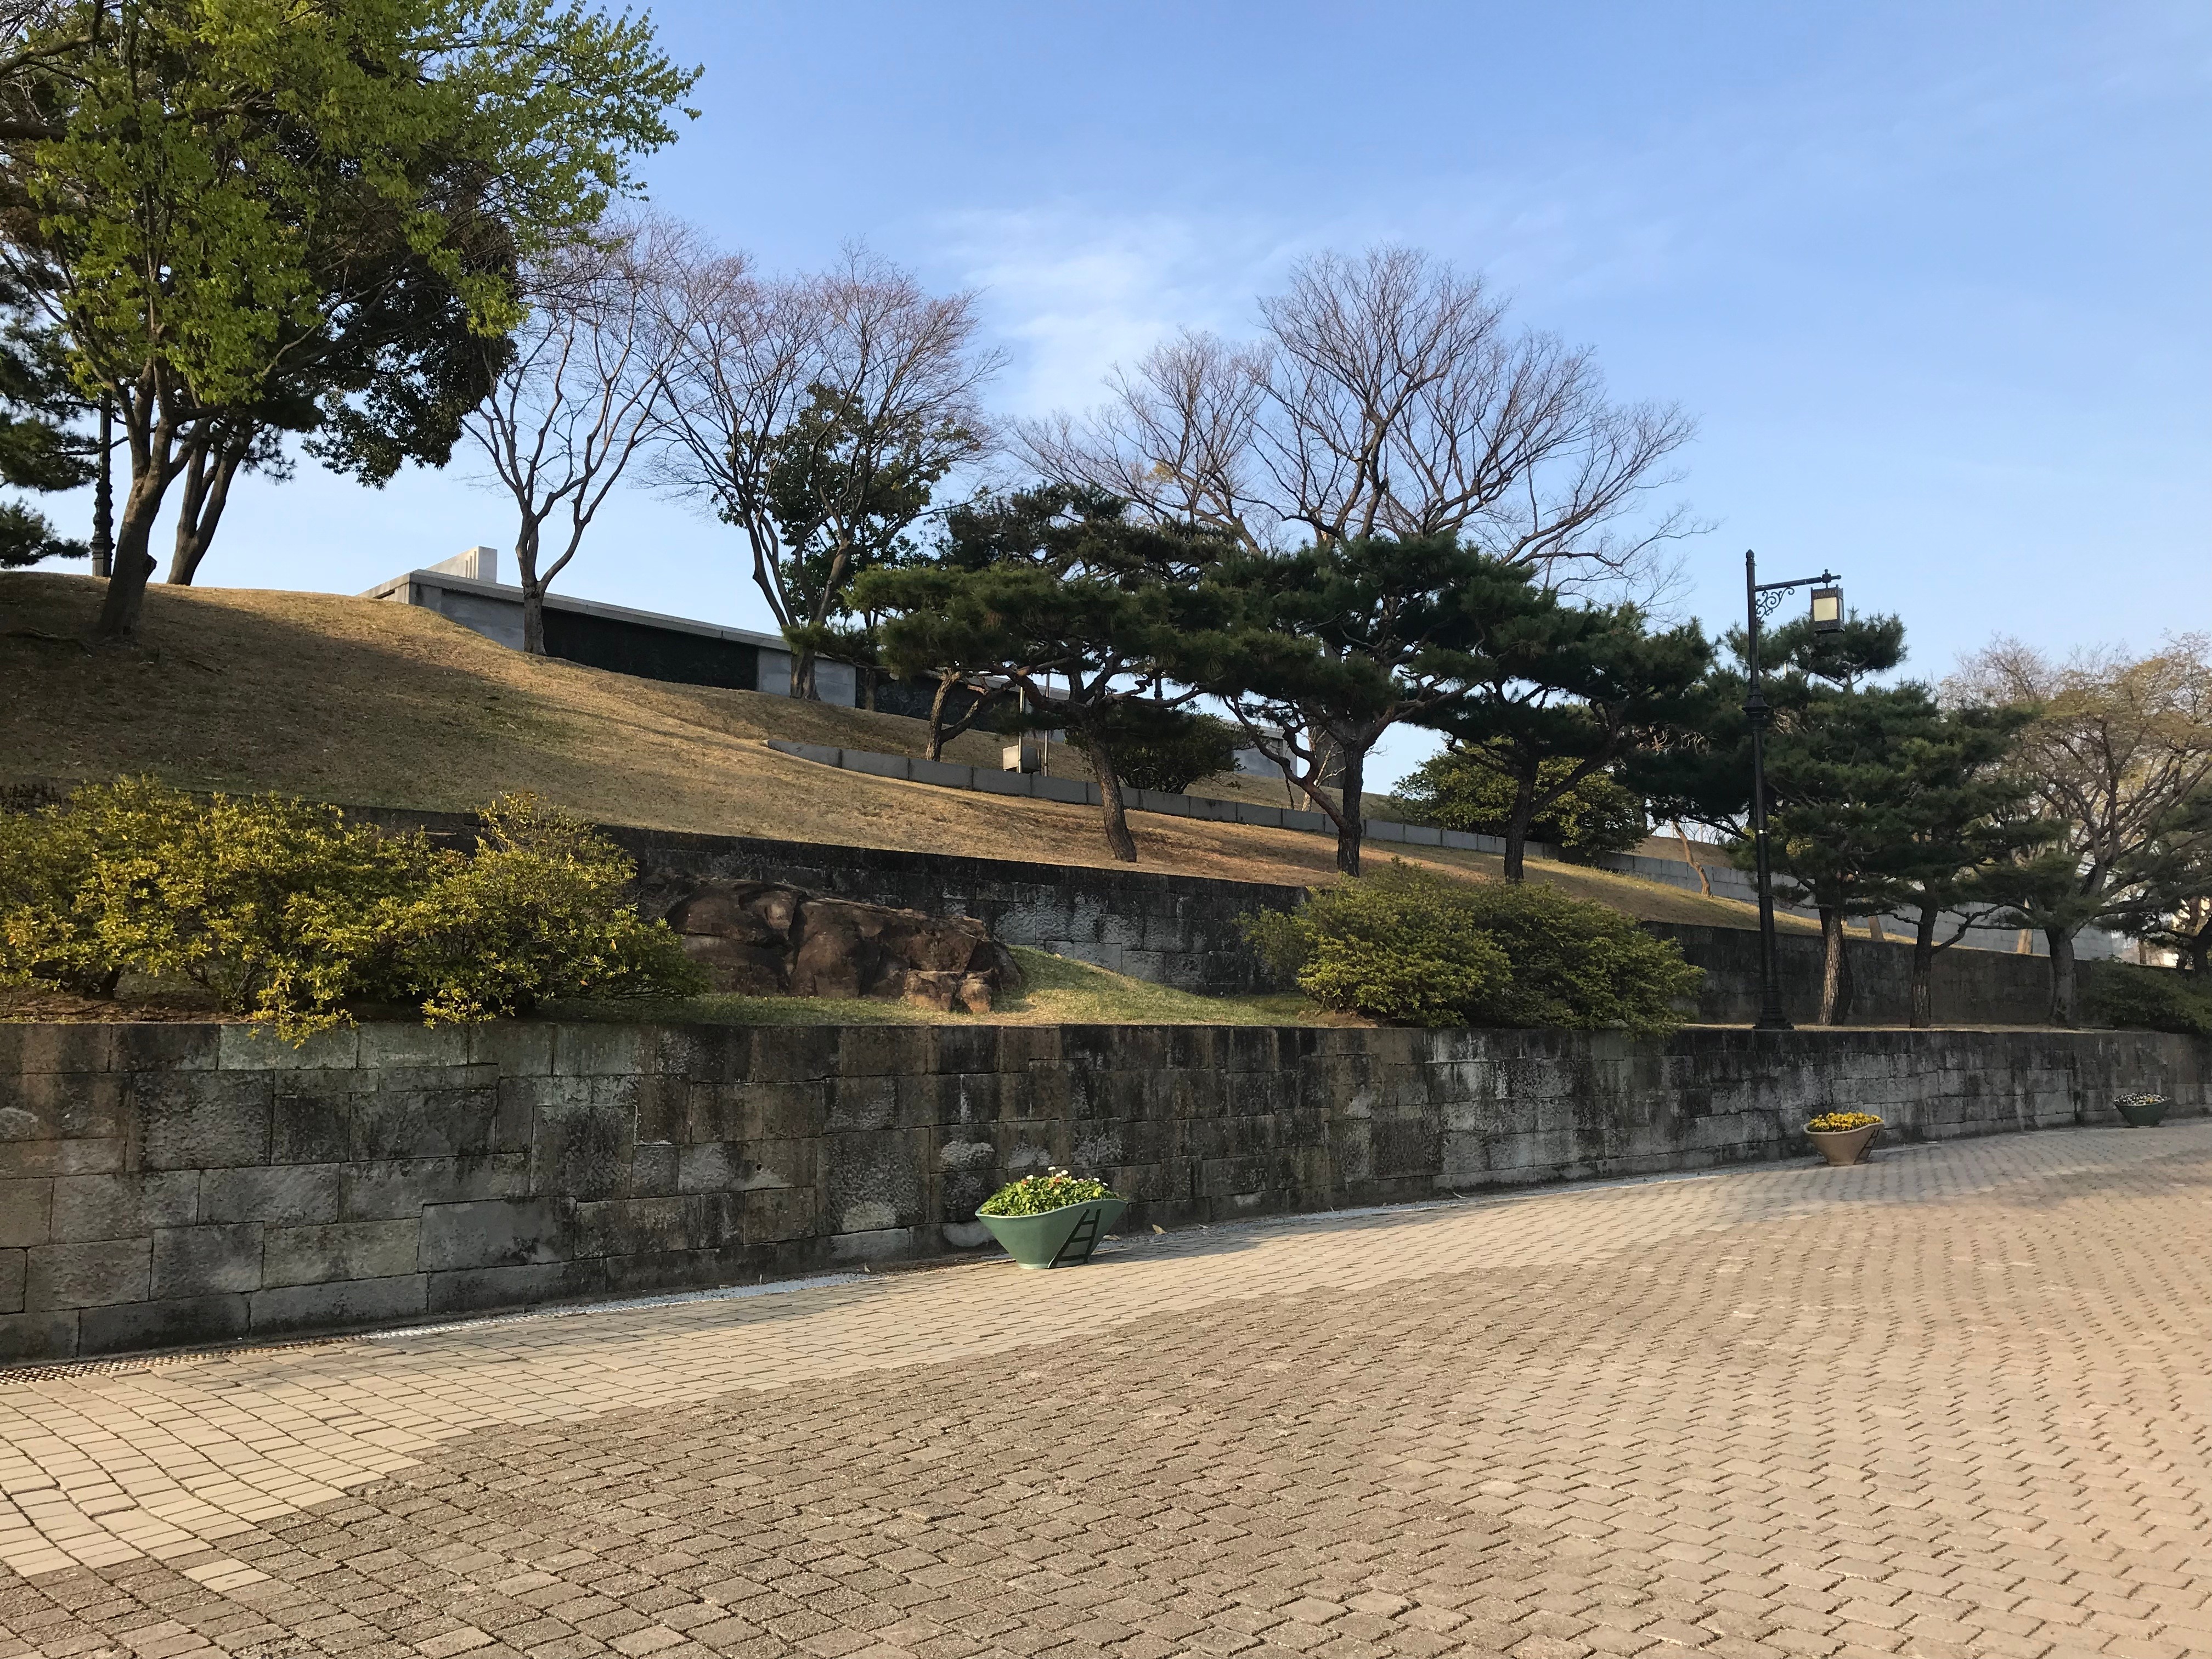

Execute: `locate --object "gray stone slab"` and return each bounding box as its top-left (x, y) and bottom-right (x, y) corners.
top-left (200, 1164), bottom-right (343, 1224)
top-left (424, 1260), bottom-right (604, 1316)
top-left (0, 1248), bottom-right (21, 1313)
top-left (0, 1136), bottom-right (125, 1179)
top-left (348, 1068), bottom-right (500, 1160)
top-left (249, 1273), bottom-right (426, 1336)
top-left (338, 1154), bottom-right (532, 1221)
top-left (137, 1071), bottom-right (273, 1170)
top-left (842, 749), bottom-right (912, 780)
top-left (0, 1178), bottom-right (52, 1247)
top-left (80, 1294), bottom-right (250, 1356)
top-left (910, 758), bottom-right (975, 789)
top-left (151, 1224), bottom-right (264, 1297)
top-left (262, 1220), bottom-right (419, 1288)
top-left (418, 1197), bottom-right (575, 1272)
top-left (52, 1172), bottom-right (200, 1243)
top-left (26, 1237), bottom-right (151, 1310)
top-left (0, 1309), bottom-right (78, 1363)
top-left (216, 1024), bottom-right (362, 1070)
top-left (969, 770), bottom-right (1036, 797)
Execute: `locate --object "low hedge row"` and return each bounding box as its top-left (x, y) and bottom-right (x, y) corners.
top-left (0, 778), bottom-right (704, 1040)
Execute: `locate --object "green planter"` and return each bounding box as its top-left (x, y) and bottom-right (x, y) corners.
top-left (2117, 1098), bottom-right (2168, 1128)
top-left (976, 1198), bottom-right (1127, 1269)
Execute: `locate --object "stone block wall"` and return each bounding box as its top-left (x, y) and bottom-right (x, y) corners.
top-left (3, 1018), bottom-right (2205, 1363)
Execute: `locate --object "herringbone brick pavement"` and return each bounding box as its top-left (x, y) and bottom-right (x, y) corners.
top-left (2, 1124), bottom-right (2208, 1659)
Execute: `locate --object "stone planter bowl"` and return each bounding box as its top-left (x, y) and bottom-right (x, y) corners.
top-left (1807, 1123), bottom-right (1880, 1167)
top-left (2117, 1098), bottom-right (2168, 1128)
top-left (976, 1198), bottom-right (1127, 1269)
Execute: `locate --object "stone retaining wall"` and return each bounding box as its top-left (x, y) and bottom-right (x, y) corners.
top-left (3, 1019), bottom-right (2204, 1363)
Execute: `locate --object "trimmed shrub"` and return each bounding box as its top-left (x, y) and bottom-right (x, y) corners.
top-left (1104, 711), bottom-right (1241, 794)
top-left (1244, 862), bottom-right (1701, 1033)
top-left (378, 793), bottom-right (705, 1024)
top-left (977, 1170), bottom-right (1120, 1216)
top-left (2086, 963), bottom-right (2212, 1036)
top-left (0, 780), bottom-right (703, 1040)
top-left (1386, 753), bottom-right (1649, 860)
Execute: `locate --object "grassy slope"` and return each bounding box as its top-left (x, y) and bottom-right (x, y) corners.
top-left (0, 572), bottom-right (1805, 932)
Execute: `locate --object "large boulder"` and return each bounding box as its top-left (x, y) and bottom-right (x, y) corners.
top-left (637, 877), bottom-right (1018, 1013)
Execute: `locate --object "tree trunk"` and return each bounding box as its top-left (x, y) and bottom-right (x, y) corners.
top-left (94, 468), bottom-right (167, 640)
top-left (1077, 727), bottom-right (1138, 863)
top-left (1325, 741), bottom-right (1368, 876)
top-left (1502, 769), bottom-right (1540, 883)
top-left (165, 430), bottom-right (249, 586)
top-left (515, 524), bottom-right (546, 655)
top-left (1818, 906), bottom-right (1854, 1025)
top-left (1910, 904), bottom-right (1939, 1029)
top-left (1672, 820), bottom-right (1713, 897)
top-left (2045, 927), bottom-right (2078, 1025)
top-left (925, 675), bottom-right (955, 761)
top-left (790, 645), bottom-right (816, 700)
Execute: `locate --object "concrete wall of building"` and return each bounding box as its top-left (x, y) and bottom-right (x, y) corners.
top-left (3, 1019), bottom-right (2203, 1363)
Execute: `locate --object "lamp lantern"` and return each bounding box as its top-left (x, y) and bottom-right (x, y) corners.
top-left (1809, 584), bottom-right (1843, 631)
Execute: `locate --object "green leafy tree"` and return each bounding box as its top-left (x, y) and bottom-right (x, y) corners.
top-left (1183, 534), bottom-right (1506, 876)
top-left (1422, 590), bottom-right (1709, 881)
top-left (1883, 703), bottom-right (2051, 1026)
top-left (1387, 753), bottom-right (1649, 860)
top-left (0, 269), bottom-right (92, 566)
top-left (2125, 787), bottom-right (2212, 975)
top-left (856, 485), bottom-right (1233, 862)
top-left (0, 0), bottom-right (699, 639)
top-left (1108, 712), bottom-right (1239, 794)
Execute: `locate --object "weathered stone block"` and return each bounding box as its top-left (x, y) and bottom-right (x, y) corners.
top-left (468, 1020), bottom-right (556, 1076)
top-left (249, 1273), bottom-right (426, 1335)
top-left (425, 1259), bottom-right (605, 1315)
top-left (0, 1136), bottom-right (124, 1179)
top-left (573, 1194), bottom-right (737, 1259)
top-left (0, 1308), bottom-right (77, 1362)
top-left (137, 1071), bottom-right (272, 1170)
top-left (51, 1172), bottom-right (199, 1242)
top-left (0, 1026), bottom-right (114, 1076)
top-left (338, 1154), bottom-right (532, 1220)
top-left (630, 1142), bottom-right (679, 1197)
top-left (200, 1164), bottom-right (342, 1224)
top-left (27, 1237), bottom-right (150, 1309)
top-left (827, 1131), bottom-right (928, 1234)
top-left (111, 1025), bottom-right (219, 1073)
top-left (216, 1023), bottom-right (360, 1070)
top-left (270, 1072), bottom-right (371, 1165)
top-left (529, 1081), bottom-right (633, 1199)
top-left (0, 1248), bottom-right (22, 1313)
top-left (80, 1294), bottom-right (250, 1356)
top-left (150, 1224), bottom-right (264, 1296)
top-left (349, 1068), bottom-right (500, 1160)
top-left (0, 1178), bottom-right (53, 1246)
top-left (551, 1024), bottom-right (640, 1077)
top-left (2, 1069), bottom-right (126, 1146)
top-left (418, 1197), bottom-right (575, 1272)
top-left (262, 1220), bottom-right (418, 1288)
top-left (353, 1024), bottom-right (469, 1070)
top-left (677, 1138), bottom-right (811, 1198)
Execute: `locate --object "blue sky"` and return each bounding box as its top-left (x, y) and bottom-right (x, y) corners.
top-left (89, 2), bottom-right (2212, 786)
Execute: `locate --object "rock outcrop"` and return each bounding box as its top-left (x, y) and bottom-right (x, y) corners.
top-left (636, 877), bottom-right (1019, 1013)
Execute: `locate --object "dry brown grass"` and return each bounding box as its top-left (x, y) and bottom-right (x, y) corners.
top-left (0, 572), bottom-right (1800, 930)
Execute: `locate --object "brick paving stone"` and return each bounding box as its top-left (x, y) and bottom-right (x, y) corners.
top-left (3, 1126), bottom-right (2210, 1656)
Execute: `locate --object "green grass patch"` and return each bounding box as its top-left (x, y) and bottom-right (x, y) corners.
top-left (549, 945), bottom-right (1327, 1028)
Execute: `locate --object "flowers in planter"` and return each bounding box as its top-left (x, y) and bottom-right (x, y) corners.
top-left (1805, 1111), bottom-right (1882, 1133)
top-left (978, 1169), bottom-right (1120, 1216)
top-left (2118, 1093), bottom-right (2169, 1110)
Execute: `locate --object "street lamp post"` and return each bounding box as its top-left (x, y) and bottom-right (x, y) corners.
top-left (1743, 550), bottom-right (1843, 1031)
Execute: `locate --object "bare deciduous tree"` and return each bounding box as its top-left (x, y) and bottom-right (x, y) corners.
top-left (1020, 245), bottom-right (1699, 595)
top-left (651, 247), bottom-right (1001, 697)
top-left (1949, 634), bottom-right (2212, 1022)
top-left (466, 217), bottom-right (686, 655)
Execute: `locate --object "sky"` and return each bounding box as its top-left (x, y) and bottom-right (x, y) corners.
top-left (33, 1), bottom-right (2212, 788)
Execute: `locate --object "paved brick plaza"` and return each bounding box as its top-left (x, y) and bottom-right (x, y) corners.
top-left (3, 1124), bottom-right (2208, 1659)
